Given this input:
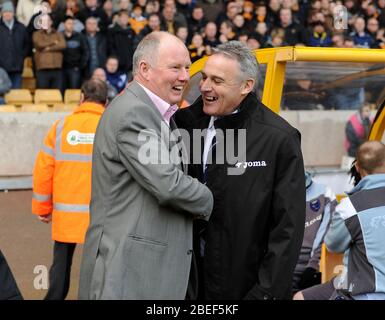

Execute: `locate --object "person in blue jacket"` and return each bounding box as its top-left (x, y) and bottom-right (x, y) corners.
top-left (295, 141), bottom-right (385, 300)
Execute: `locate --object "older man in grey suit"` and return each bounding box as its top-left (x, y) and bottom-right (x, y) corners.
top-left (78, 31), bottom-right (213, 300)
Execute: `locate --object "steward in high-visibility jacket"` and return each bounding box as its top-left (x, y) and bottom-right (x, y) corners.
top-left (32, 103), bottom-right (106, 242)
top-left (31, 79), bottom-right (108, 300)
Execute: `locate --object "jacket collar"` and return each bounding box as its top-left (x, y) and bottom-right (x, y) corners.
top-left (347, 173), bottom-right (385, 195)
top-left (189, 92), bottom-right (260, 130)
top-left (73, 102), bottom-right (105, 115)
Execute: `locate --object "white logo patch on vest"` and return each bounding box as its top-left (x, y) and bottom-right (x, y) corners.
top-left (66, 130), bottom-right (95, 146)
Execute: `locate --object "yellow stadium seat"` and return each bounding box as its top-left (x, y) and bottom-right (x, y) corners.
top-left (319, 243), bottom-right (344, 283)
top-left (0, 105), bottom-right (18, 112)
top-left (53, 103), bottom-right (77, 112)
top-left (4, 89), bottom-right (33, 106)
top-left (64, 89), bottom-right (81, 104)
top-left (21, 104), bottom-right (51, 112)
top-left (34, 89), bottom-right (63, 105)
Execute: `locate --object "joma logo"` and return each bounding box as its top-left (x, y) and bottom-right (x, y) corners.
top-left (235, 161), bottom-right (267, 168)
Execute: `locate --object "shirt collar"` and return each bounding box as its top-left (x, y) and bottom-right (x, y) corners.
top-left (138, 83), bottom-right (178, 124)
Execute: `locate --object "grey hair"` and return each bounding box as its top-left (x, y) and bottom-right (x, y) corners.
top-left (132, 32), bottom-right (164, 76)
top-left (212, 41), bottom-right (259, 89)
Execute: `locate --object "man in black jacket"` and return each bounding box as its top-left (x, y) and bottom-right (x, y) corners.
top-left (0, 1), bottom-right (29, 88)
top-left (107, 10), bottom-right (135, 74)
top-left (174, 41), bottom-right (306, 300)
top-left (62, 16), bottom-right (89, 91)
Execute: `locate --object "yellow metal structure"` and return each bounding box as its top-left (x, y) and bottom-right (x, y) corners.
top-left (189, 46), bottom-right (385, 115)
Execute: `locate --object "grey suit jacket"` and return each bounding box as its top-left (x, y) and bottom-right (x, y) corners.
top-left (78, 81), bottom-right (213, 300)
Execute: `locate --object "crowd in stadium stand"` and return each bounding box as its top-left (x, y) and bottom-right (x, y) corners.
top-left (1, 0), bottom-right (385, 104)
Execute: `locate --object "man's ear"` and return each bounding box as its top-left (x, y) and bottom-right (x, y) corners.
top-left (355, 161), bottom-right (367, 178)
top-left (80, 92), bottom-right (85, 104)
top-left (241, 79), bottom-right (255, 95)
top-left (138, 60), bottom-right (151, 80)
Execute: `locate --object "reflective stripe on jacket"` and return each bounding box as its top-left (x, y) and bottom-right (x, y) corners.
top-left (32, 102), bottom-right (105, 243)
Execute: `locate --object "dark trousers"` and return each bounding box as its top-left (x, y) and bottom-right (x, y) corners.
top-left (36, 69), bottom-right (63, 90)
top-left (8, 72), bottom-right (22, 89)
top-left (44, 241), bottom-right (76, 300)
top-left (63, 68), bottom-right (82, 91)
top-left (0, 250), bottom-right (23, 300)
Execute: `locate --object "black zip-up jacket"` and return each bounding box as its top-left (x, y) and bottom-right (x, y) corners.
top-left (0, 19), bottom-right (29, 73)
top-left (63, 31), bottom-right (89, 70)
top-left (107, 24), bottom-right (135, 73)
top-left (174, 93), bottom-right (306, 300)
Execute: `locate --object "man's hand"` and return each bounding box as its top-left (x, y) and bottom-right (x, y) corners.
top-left (38, 214), bottom-right (52, 223)
top-left (298, 267), bottom-right (322, 290)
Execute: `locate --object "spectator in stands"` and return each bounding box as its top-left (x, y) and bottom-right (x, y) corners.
top-left (350, 16), bottom-right (374, 48)
top-left (0, 67), bottom-right (11, 105)
top-left (102, 0), bottom-right (114, 26)
top-left (76, 0), bottom-right (110, 32)
top-left (203, 21), bottom-right (220, 49)
top-left (32, 79), bottom-right (108, 300)
top-left (253, 22), bottom-right (270, 48)
top-left (367, 17), bottom-right (380, 45)
top-left (293, 171), bottom-right (337, 293)
top-left (266, 0), bottom-right (281, 28)
top-left (135, 12), bottom-right (161, 46)
top-left (62, 16), bottom-right (89, 91)
top-left (84, 16), bottom-right (107, 78)
top-left (0, 1), bottom-right (29, 89)
top-left (91, 67), bottom-right (117, 101)
top-left (188, 33), bottom-right (206, 63)
top-left (331, 32), bottom-right (345, 47)
top-left (176, 25), bottom-right (188, 44)
top-left (294, 141), bottom-right (385, 300)
top-left (219, 20), bottom-right (237, 43)
top-left (266, 27), bottom-right (287, 47)
top-left (104, 55), bottom-right (127, 93)
top-left (373, 27), bottom-right (385, 49)
top-left (242, 1), bottom-right (254, 23)
top-left (144, 0), bottom-right (160, 16)
top-left (32, 13), bottom-right (66, 89)
top-left (129, 4), bottom-right (147, 35)
top-left (233, 14), bottom-right (249, 38)
top-left (197, 0), bottom-right (224, 23)
top-left (107, 10), bottom-right (135, 74)
top-left (283, 78), bottom-right (324, 110)
top-left (279, 8), bottom-right (303, 45)
top-left (175, 0), bottom-right (191, 20)
top-left (246, 35), bottom-right (261, 50)
top-left (304, 20), bottom-right (332, 47)
top-left (160, 0), bottom-right (187, 35)
top-left (16, 0), bottom-right (41, 26)
top-left (216, 0), bottom-right (240, 27)
top-left (55, 0), bottom-right (85, 33)
top-left (188, 5), bottom-right (207, 43)
top-left (378, 0), bottom-right (385, 28)
top-left (345, 103), bottom-right (373, 158)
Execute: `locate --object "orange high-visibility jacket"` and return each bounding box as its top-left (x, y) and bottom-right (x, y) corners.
top-left (32, 102), bottom-right (105, 244)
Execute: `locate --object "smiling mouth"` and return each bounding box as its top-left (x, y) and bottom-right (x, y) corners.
top-left (204, 96), bottom-right (218, 102)
top-left (173, 85), bottom-right (184, 92)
